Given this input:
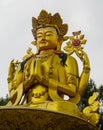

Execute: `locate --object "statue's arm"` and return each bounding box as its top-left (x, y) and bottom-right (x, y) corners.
top-left (78, 51), bottom-right (90, 96)
top-left (48, 78), bottom-right (77, 97)
top-left (61, 56), bottom-right (79, 96)
top-left (7, 61), bottom-right (24, 106)
top-left (8, 61), bottom-right (24, 96)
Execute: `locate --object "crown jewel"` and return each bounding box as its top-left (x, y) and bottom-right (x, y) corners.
top-left (32, 10), bottom-right (68, 39)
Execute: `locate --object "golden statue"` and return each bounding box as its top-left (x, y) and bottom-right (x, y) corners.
top-left (6, 10), bottom-right (100, 128)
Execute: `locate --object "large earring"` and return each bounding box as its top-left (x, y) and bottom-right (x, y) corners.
top-left (56, 37), bottom-right (63, 51)
top-left (57, 43), bottom-right (61, 51)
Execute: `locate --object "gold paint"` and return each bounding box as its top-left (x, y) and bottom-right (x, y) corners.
top-left (82, 92), bottom-right (100, 125)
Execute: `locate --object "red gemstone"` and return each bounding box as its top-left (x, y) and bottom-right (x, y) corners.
top-left (72, 39), bottom-right (81, 47)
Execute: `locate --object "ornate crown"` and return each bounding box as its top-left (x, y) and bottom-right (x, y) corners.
top-left (32, 10), bottom-right (68, 39)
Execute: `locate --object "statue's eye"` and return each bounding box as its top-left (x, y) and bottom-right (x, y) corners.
top-left (46, 33), bottom-right (53, 36)
top-left (37, 35), bottom-right (42, 38)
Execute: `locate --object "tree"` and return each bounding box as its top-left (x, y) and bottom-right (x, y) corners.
top-left (98, 85), bottom-right (103, 100)
top-left (0, 94), bottom-right (9, 106)
top-left (97, 85), bottom-right (103, 130)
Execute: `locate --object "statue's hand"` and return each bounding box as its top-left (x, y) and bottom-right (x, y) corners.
top-left (34, 59), bottom-right (49, 86)
top-left (23, 75), bottom-right (35, 92)
top-left (8, 59), bottom-right (15, 83)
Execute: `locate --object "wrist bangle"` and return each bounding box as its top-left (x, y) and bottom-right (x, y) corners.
top-left (83, 67), bottom-right (90, 73)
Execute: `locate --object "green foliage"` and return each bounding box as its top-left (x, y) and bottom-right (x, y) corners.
top-left (98, 112), bottom-right (103, 130)
top-left (97, 85), bottom-right (103, 130)
top-left (97, 85), bottom-right (103, 100)
top-left (0, 94), bottom-right (9, 106)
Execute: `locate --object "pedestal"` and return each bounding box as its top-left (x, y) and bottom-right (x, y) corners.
top-left (0, 107), bottom-right (99, 130)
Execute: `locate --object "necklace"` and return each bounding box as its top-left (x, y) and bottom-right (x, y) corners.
top-left (36, 52), bottom-right (54, 60)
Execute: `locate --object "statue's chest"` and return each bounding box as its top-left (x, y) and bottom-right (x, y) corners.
top-left (35, 55), bottom-right (61, 79)
top-left (41, 60), bottom-right (50, 74)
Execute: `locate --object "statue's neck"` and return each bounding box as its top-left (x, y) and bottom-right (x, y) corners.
top-left (35, 49), bottom-right (55, 60)
top-left (39, 49), bottom-right (55, 55)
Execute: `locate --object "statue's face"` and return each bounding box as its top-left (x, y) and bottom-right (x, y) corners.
top-left (36, 27), bottom-right (59, 51)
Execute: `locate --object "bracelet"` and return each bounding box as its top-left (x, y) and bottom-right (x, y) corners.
top-left (83, 67), bottom-right (90, 73)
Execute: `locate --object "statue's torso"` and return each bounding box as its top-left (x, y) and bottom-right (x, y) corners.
top-left (23, 53), bottom-right (79, 105)
top-left (27, 54), bottom-right (67, 104)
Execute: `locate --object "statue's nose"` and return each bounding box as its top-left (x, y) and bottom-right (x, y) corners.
top-left (41, 34), bottom-right (46, 40)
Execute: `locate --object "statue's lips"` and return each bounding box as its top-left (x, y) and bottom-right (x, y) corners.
top-left (40, 41), bottom-right (47, 44)
top-left (41, 42), bottom-right (46, 44)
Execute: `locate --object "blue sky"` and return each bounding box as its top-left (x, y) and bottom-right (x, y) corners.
top-left (0, 0), bottom-right (103, 97)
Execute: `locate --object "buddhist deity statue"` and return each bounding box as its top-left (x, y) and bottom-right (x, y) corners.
top-left (7, 10), bottom-right (90, 106)
top-left (6, 10), bottom-right (100, 126)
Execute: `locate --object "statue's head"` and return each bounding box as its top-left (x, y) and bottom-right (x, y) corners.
top-left (32, 10), bottom-right (68, 51)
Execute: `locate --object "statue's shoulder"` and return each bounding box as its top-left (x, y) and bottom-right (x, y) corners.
top-left (65, 54), bottom-right (79, 76)
top-left (19, 48), bottom-right (35, 72)
top-left (56, 52), bottom-right (77, 64)
top-left (66, 54), bottom-right (78, 65)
